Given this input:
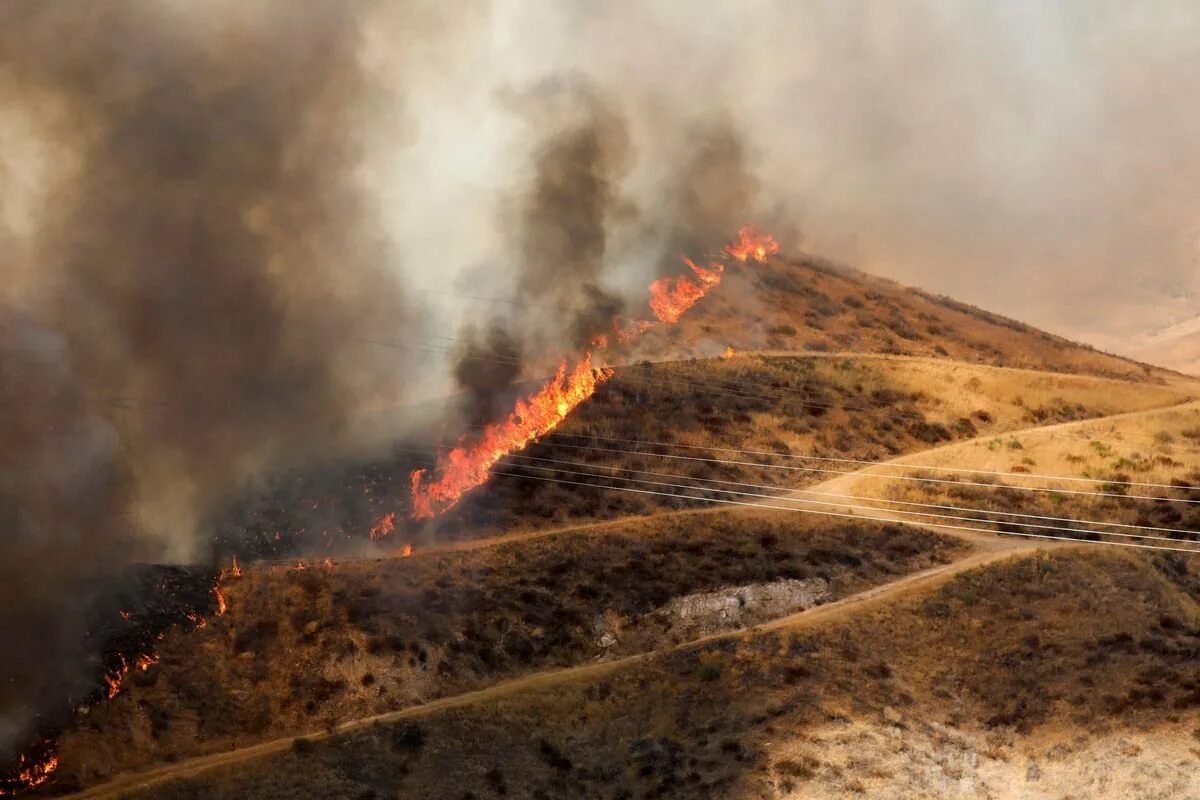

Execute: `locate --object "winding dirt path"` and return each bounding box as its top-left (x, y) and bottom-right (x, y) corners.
top-left (57, 398), bottom-right (1199, 799)
top-left (62, 542), bottom-right (1041, 800)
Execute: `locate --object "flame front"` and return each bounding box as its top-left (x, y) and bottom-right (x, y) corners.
top-left (724, 224), bottom-right (780, 262)
top-left (3, 748), bottom-right (58, 795)
top-left (648, 257), bottom-right (724, 324)
top-left (403, 224), bottom-right (777, 521)
top-left (410, 353), bottom-right (612, 519)
top-left (648, 226), bottom-right (778, 324)
top-left (369, 512), bottom-right (396, 540)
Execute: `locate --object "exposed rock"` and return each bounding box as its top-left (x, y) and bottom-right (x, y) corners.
top-left (654, 578), bottom-right (830, 637)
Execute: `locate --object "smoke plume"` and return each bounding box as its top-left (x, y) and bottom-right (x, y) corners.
top-left (0, 0), bottom-right (422, 752)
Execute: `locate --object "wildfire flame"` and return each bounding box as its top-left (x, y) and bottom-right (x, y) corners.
top-left (401, 543), bottom-right (413, 558)
top-left (402, 224), bottom-right (777, 521)
top-left (721, 346), bottom-right (737, 359)
top-left (4, 749), bottom-right (58, 794)
top-left (230, 556), bottom-right (242, 577)
top-left (410, 352), bottom-right (612, 518)
top-left (103, 659), bottom-right (125, 700)
top-left (724, 224), bottom-right (780, 262)
top-left (369, 512), bottom-right (396, 540)
top-left (648, 257), bottom-right (723, 324)
top-left (213, 585), bottom-right (227, 616)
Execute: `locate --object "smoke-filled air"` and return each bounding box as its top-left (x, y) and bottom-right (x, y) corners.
top-left (2, 0), bottom-right (1200, 795)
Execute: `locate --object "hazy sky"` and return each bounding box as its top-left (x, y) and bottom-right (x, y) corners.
top-left (375, 0), bottom-right (1200, 355)
top-left (5, 1), bottom-right (1200, 356)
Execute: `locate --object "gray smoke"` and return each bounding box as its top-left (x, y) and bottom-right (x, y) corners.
top-left (0, 0), bottom-right (426, 752)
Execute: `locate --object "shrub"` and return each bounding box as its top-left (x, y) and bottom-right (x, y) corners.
top-left (391, 722), bottom-right (425, 753)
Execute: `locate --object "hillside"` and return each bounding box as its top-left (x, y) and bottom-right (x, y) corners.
top-left (15, 249), bottom-right (1200, 799)
top-left (635, 252), bottom-right (1172, 382)
top-left (113, 548), bottom-right (1200, 800)
top-left (48, 514), bottom-right (963, 789)
top-left (213, 352), bottom-right (1195, 559)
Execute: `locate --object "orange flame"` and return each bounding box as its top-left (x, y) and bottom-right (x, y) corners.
top-left (409, 352), bottom-right (612, 518)
top-left (103, 657), bottom-right (127, 700)
top-left (401, 543), bottom-right (413, 558)
top-left (8, 750), bottom-right (58, 793)
top-left (407, 224), bottom-right (775, 520)
top-left (230, 556), bottom-right (242, 577)
top-left (369, 512), bottom-right (396, 540)
top-left (723, 224), bottom-right (780, 262)
top-left (648, 257), bottom-right (724, 324)
top-left (721, 346), bottom-right (736, 359)
top-left (213, 585), bottom-right (227, 616)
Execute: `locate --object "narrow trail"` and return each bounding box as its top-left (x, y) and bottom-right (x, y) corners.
top-left (56, 398), bottom-right (1196, 799)
top-left (61, 541), bottom-right (1043, 800)
top-left (377, 396), bottom-right (1200, 562)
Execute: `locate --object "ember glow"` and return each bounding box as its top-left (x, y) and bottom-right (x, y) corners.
top-left (410, 353), bottom-right (612, 518)
top-left (405, 225), bottom-right (776, 520)
top-left (1, 748), bottom-right (58, 795)
top-left (401, 543), bottom-right (413, 557)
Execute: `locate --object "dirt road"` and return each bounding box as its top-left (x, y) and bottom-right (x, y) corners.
top-left (58, 398), bottom-right (1200, 799)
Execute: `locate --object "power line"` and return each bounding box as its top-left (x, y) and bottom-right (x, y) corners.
top-left (501, 452), bottom-right (1200, 538)
top-left (516, 439), bottom-right (1200, 504)
top-left (499, 460), bottom-right (1195, 545)
top-left (488, 469), bottom-right (1200, 555)
top-left (541, 430), bottom-right (1200, 492)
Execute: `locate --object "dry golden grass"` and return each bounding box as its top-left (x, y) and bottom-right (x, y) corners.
top-left (835, 400), bottom-right (1200, 548)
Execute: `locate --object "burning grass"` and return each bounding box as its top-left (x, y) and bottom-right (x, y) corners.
top-left (0, 565), bottom-right (221, 796)
top-left (203, 354), bottom-right (1192, 561)
top-left (132, 549), bottom-right (1200, 800)
top-left (47, 512), bottom-right (963, 790)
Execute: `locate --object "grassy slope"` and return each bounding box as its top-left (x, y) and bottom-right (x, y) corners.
top-left (135, 549), bottom-right (1200, 800)
top-left (46, 254), bottom-right (1200, 797)
top-left (636, 252), bottom-right (1171, 381)
top-left (428, 354), bottom-right (1194, 540)
top-left (843, 400), bottom-right (1200, 547)
top-left (50, 513), bottom-right (963, 790)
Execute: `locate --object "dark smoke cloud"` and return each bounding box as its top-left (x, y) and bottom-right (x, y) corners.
top-left (0, 0), bottom-right (420, 753)
top-left (452, 323), bottom-right (524, 425)
top-left (664, 120), bottom-right (763, 258)
top-left (451, 79), bottom-right (634, 403)
top-left (506, 79), bottom-right (635, 346)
